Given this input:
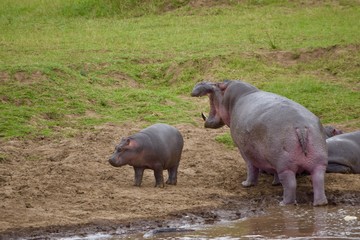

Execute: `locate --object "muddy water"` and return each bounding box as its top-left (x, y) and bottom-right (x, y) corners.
top-left (129, 206), bottom-right (359, 240)
top-left (176, 206), bottom-right (360, 240)
top-left (60, 205), bottom-right (360, 240)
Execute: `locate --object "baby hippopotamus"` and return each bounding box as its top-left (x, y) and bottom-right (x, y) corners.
top-left (108, 123), bottom-right (184, 187)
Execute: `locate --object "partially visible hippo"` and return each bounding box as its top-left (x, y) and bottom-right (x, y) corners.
top-left (324, 125), bottom-right (343, 138)
top-left (108, 123), bottom-right (184, 187)
top-left (191, 80), bottom-right (328, 206)
top-left (326, 131), bottom-right (360, 174)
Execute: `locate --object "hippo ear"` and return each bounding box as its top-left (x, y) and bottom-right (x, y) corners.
top-left (120, 137), bottom-right (129, 144)
top-left (126, 138), bottom-right (139, 148)
top-left (331, 129), bottom-right (336, 136)
top-left (119, 137), bottom-right (130, 146)
top-left (216, 80), bottom-right (230, 91)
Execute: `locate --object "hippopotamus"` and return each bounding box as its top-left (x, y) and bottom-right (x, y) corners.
top-left (326, 131), bottom-right (360, 174)
top-left (191, 80), bottom-right (328, 206)
top-left (108, 123), bottom-right (184, 187)
top-left (324, 125), bottom-right (343, 138)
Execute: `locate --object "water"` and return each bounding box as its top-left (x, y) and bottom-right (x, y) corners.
top-left (58, 205), bottom-right (360, 240)
top-left (178, 206), bottom-right (360, 240)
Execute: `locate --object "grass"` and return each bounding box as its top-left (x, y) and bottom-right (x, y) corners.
top-left (215, 134), bottom-right (236, 149)
top-left (0, 0), bottom-right (359, 139)
top-left (262, 77), bottom-right (359, 124)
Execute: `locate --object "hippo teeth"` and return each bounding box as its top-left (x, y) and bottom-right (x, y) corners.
top-left (201, 112), bottom-right (207, 121)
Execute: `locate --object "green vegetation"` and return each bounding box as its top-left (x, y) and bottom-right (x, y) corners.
top-left (0, 0), bottom-right (359, 139)
top-left (215, 133), bottom-right (236, 149)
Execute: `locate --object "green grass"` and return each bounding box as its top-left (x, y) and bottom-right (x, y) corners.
top-left (0, 0), bottom-right (359, 139)
top-left (215, 133), bottom-right (236, 149)
top-left (262, 77), bottom-right (359, 124)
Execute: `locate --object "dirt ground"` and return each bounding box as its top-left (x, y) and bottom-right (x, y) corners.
top-left (1, 120), bottom-right (360, 239)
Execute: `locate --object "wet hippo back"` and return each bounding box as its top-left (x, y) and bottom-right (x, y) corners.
top-left (327, 131), bottom-right (360, 174)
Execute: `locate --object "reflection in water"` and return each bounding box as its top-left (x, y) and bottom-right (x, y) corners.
top-left (137, 205), bottom-right (360, 239)
top-left (240, 205), bottom-right (327, 238)
top-left (60, 206), bottom-right (360, 239)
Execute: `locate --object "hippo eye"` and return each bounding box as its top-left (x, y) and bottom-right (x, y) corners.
top-left (118, 147), bottom-right (126, 152)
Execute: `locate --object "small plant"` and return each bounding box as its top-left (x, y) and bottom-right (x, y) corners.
top-left (0, 153), bottom-right (8, 163)
top-left (215, 133), bottom-right (235, 149)
top-left (265, 31), bottom-right (278, 50)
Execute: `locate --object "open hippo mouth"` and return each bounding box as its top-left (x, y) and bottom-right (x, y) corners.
top-left (191, 82), bottom-right (225, 129)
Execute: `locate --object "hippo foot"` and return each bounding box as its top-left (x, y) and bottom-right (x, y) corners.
top-left (154, 183), bottom-right (165, 188)
top-left (313, 198), bottom-right (328, 207)
top-left (166, 179), bottom-right (177, 185)
top-left (272, 174), bottom-right (281, 186)
top-left (272, 181), bottom-right (281, 186)
top-left (241, 180), bottom-right (256, 187)
top-left (279, 200), bottom-right (297, 206)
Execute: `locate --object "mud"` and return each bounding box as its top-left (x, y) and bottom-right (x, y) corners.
top-left (0, 121), bottom-right (359, 239)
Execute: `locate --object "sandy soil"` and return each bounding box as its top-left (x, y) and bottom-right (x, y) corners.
top-left (1, 120), bottom-right (360, 239)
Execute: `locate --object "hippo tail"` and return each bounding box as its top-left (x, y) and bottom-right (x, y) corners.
top-left (295, 127), bottom-right (308, 156)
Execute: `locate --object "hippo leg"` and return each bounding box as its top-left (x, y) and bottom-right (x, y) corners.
top-left (272, 173), bottom-right (281, 186)
top-left (166, 165), bottom-right (178, 185)
top-left (278, 170), bottom-right (297, 205)
top-left (134, 167), bottom-right (145, 187)
top-left (242, 161), bottom-right (259, 187)
top-left (311, 166), bottom-right (328, 206)
top-left (326, 163), bottom-right (352, 174)
top-left (154, 167), bottom-right (165, 188)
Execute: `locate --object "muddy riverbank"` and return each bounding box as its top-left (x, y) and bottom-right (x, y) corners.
top-left (1, 122), bottom-right (359, 239)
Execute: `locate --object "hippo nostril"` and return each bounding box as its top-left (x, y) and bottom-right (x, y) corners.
top-left (109, 158), bottom-right (121, 167)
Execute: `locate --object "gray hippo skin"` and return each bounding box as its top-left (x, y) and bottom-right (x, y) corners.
top-left (191, 80), bottom-right (328, 206)
top-left (326, 131), bottom-right (360, 174)
top-left (324, 125), bottom-right (343, 138)
top-left (108, 123), bottom-right (184, 187)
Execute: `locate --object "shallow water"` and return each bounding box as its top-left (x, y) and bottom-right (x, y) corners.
top-left (59, 205), bottom-right (360, 240)
top-left (182, 206), bottom-right (360, 240)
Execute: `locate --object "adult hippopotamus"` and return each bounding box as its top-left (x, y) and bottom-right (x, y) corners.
top-left (108, 123), bottom-right (184, 187)
top-left (191, 80), bottom-right (328, 206)
top-left (326, 131), bottom-right (360, 174)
